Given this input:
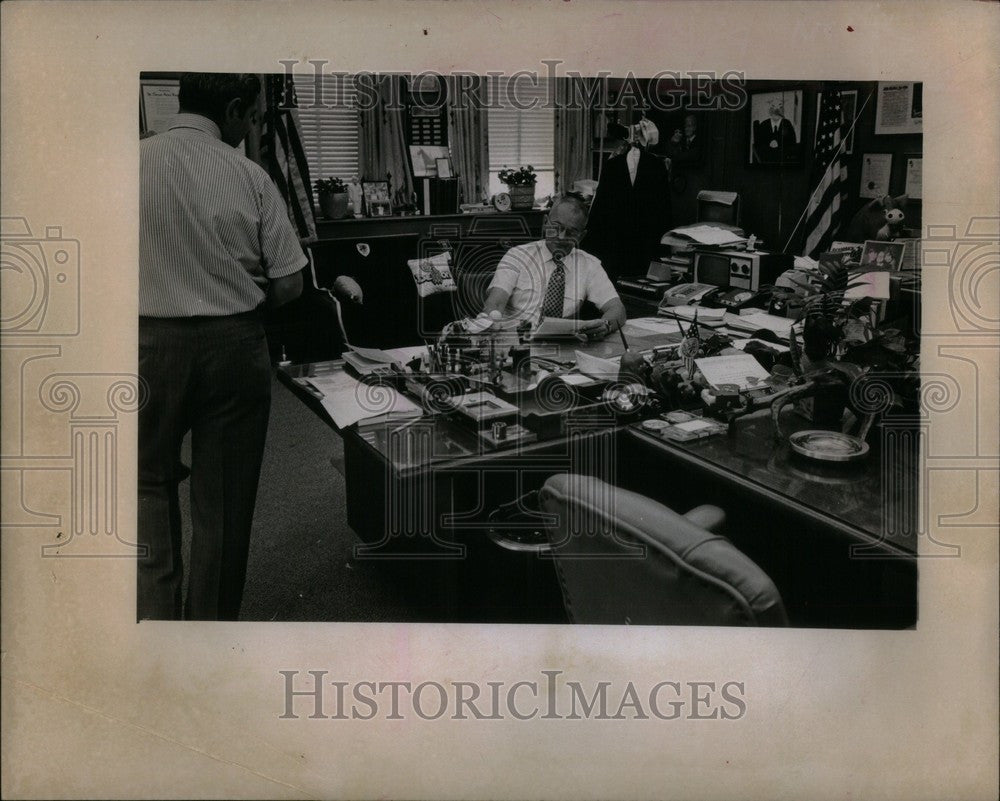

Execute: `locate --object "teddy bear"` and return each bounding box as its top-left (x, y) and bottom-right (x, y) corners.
top-left (843, 193), bottom-right (909, 243)
top-left (877, 202), bottom-right (906, 241)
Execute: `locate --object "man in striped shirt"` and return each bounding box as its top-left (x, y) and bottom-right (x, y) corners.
top-left (138, 73), bottom-right (306, 621)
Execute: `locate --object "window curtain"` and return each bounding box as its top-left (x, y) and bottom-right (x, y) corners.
top-left (246, 74), bottom-right (318, 244)
top-left (554, 77), bottom-right (594, 195)
top-left (358, 75), bottom-right (413, 205)
top-left (446, 75), bottom-right (489, 205)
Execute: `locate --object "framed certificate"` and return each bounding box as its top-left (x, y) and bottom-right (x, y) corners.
top-left (139, 79), bottom-right (180, 135)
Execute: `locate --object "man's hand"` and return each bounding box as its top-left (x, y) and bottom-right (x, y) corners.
top-left (577, 318), bottom-right (613, 341)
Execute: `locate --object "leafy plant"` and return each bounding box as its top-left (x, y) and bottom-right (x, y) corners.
top-left (498, 165), bottom-right (537, 187)
top-left (314, 176), bottom-right (347, 195)
top-left (783, 251), bottom-right (919, 411)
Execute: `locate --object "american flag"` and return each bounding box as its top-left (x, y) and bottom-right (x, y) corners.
top-left (803, 90), bottom-right (848, 257)
top-left (261, 75), bottom-right (317, 243)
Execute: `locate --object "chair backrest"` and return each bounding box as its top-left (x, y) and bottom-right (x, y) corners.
top-left (308, 234), bottom-right (422, 349)
top-left (538, 473), bottom-right (788, 626)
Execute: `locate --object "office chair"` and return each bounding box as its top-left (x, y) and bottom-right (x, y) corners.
top-left (537, 473), bottom-right (788, 626)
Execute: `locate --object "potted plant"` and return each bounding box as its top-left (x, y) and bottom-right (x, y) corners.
top-left (781, 253), bottom-right (920, 428)
top-left (498, 165), bottom-right (538, 210)
top-left (314, 176), bottom-right (349, 220)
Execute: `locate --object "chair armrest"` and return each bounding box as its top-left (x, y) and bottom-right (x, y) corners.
top-left (683, 504), bottom-right (726, 533)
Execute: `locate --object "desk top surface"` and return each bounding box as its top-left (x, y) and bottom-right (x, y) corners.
top-left (278, 325), bottom-right (918, 553)
top-left (626, 411), bottom-right (916, 553)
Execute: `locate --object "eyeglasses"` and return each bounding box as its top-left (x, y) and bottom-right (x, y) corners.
top-left (544, 222), bottom-right (585, 239)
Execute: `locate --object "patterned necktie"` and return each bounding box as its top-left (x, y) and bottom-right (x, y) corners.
top-left (541, 253), bottom-right (566, 318)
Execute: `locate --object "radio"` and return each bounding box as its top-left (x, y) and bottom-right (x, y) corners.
top-left (693, 249), bottom-right (792, 292)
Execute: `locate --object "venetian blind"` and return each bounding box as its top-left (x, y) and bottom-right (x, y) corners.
top-left (487, 76), bottom-right (555, 172)
top-left (292, 74), bottom-right (360, 184)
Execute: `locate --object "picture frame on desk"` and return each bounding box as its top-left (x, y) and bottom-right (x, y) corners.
top-left (409, 144), bottom-right (451, 177)
top-left (361, 180), bottom-right (392, 217)
top-left (860, 239), bottom-right (905, 272)
top-left (435, 157), bottom-right (454, 179)
top-left (748, 88), bottom-right (803, 167)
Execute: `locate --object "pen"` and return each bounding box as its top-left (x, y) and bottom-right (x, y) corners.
top-left (617, 323), bottom-right (629, 351)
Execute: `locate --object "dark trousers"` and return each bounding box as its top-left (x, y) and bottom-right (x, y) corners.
top-left (137, 312), bottom-right (272, 621)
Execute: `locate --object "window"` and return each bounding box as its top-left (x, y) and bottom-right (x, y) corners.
top-left (487, 76), bottom-right (555, 199)
top-left (292, 74), bottom-right (360, 196)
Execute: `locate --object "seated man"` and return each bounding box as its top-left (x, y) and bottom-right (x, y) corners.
top-left (480, 194), bottom-right (626, 340)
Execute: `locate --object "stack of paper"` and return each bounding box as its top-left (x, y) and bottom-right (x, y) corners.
top-left (305, 370), bottom-right (421, 429)
top-left (343, 344), bottom-right (429, 374)
top-left (667, 225), bottom-right (748, 247)
top-left (659, 305), bottom-right (727, 327)
top-left (532, 317), bottom-right (583, 339)
top-left (724, 312), bottom-right (797, 339)
top-left (624, 317), bottom-right (684, 336)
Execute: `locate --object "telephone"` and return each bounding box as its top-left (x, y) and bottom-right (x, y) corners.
top-left (701, 287), bottom-right (769, 312)
top-left (659, 282), bottom-right (717, 307)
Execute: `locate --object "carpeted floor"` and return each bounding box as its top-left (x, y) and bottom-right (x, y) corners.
top-left (177, 372), bottom-right (567, 623)
top-left (178, 374), bottom-right (417, 622)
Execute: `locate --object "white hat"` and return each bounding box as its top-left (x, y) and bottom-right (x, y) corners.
top-left (636, 118), bottom-right (659, 147)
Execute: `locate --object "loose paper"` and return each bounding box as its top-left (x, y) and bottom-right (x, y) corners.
top-left (574, 350), bottom-right (622, 379)
top-left (306, 370), bottom-right (421, 429)
top-left (533, 317), bottom-right (583, 338)
top-left (694, 354), bottom-right (772, 390)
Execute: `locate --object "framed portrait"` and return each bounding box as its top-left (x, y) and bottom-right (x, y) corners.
top-left (435, 157), bottom-right (454, 179)
top-left (748, 89), bottom-right (803, 166)
top-left (814, 89), bottom-right (858, 155)
top-left (874, 82), bottom-right (922, 135)
top-left (409, 144), bottom-right (451, 177)
top-left (361, 180), bottom-right (392, 216)
top-left (860, 239), bottom-right (905, 272)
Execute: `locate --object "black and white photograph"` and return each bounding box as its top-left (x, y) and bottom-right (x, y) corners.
top-left (136, 72), bottom-right (926, 629)
top-left (2, 3), bottom-right (998, 800)
top-left (748, 88), bottom-right (803, 165)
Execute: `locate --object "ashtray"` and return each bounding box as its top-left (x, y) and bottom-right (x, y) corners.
top-left (788, 430), bottom-right (870, 462)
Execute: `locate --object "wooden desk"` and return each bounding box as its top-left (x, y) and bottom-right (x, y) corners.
top-left (278, 330), bottom-right (919, 628)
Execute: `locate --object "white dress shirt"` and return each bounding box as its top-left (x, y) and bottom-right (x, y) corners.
top-left (626, 145), bottom-right (641, 185)
top-left (487, 240), bottom-right (619, 326)
top-left (140, 114), bottom-right (307, 317)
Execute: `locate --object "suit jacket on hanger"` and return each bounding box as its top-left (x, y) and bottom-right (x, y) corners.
top-left (582, 147), bottom-right (672, 281)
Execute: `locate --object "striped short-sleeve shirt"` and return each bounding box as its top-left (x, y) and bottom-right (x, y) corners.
top-left (139, 113), bottom-right (307, 317)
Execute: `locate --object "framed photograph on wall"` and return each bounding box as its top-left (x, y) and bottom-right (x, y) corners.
top-left (361, 180), bottom-right (392, 216)
top-left (814, 89), bottom-right (858, 155)
top-left (748, 89), bottom-right (803, 166)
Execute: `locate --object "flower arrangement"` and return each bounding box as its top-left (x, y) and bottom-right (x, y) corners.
top-left (498, 165), bottom-right (537, 187)
top-left (314, 176), bottom-right (347, 196)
